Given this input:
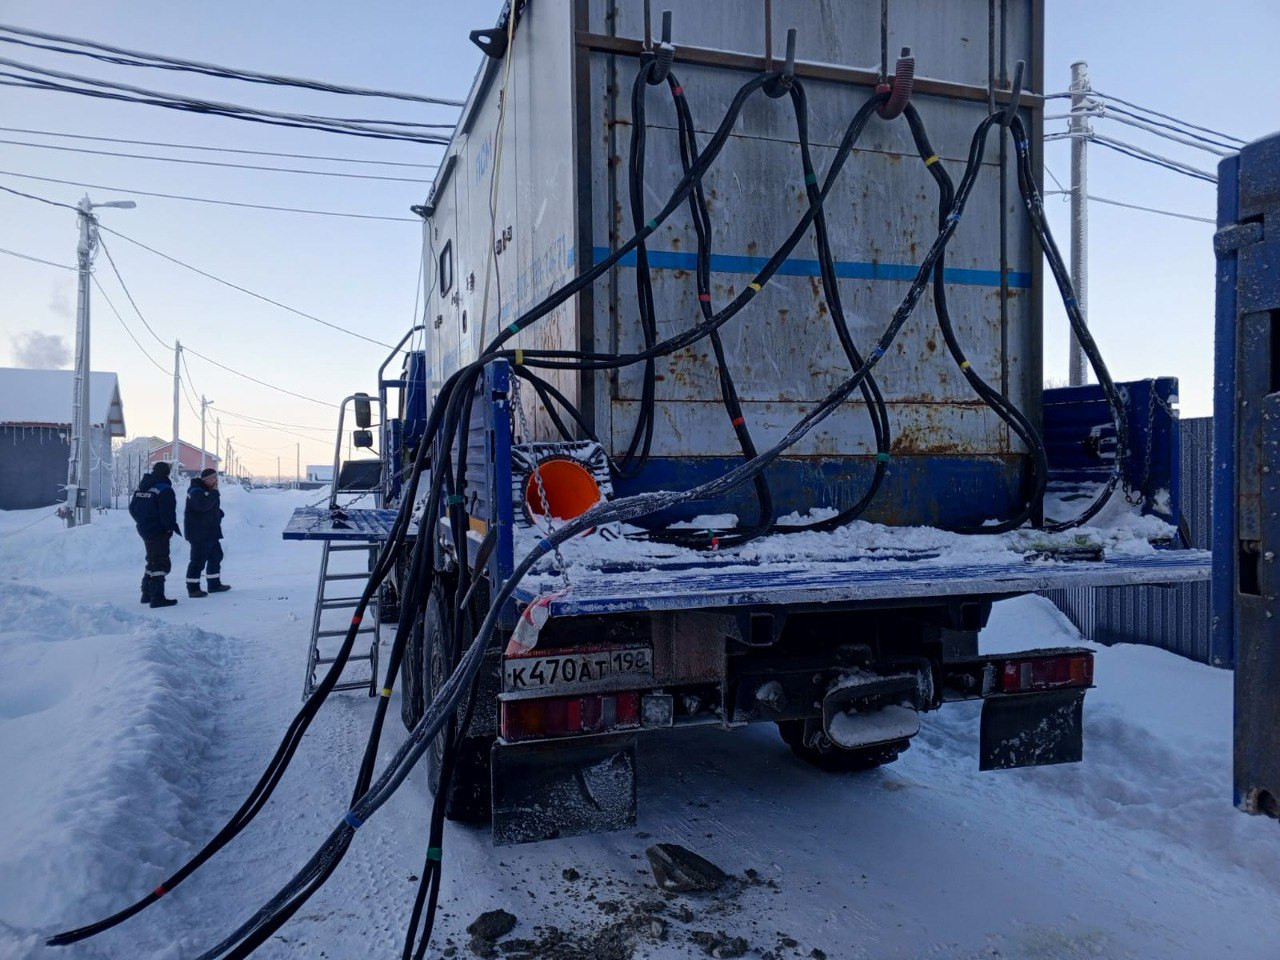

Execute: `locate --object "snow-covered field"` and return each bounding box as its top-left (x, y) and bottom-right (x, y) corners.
top-left (1, 488), bottom-right (1278, 960)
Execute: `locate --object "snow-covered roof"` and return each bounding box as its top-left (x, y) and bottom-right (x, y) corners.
top-left (0, 367), bottom-right (126, 437)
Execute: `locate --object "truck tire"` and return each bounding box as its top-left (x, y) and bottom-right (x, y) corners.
top-left (423, 581), bottom-right (493, 824)
top-left (776, 720), bottom-right (910, 772)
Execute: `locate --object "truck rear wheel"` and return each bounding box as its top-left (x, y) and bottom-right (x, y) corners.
top-left (777, 720), bottom-right (910, 772)
top-left (423, 581), bottom-right (493, 824)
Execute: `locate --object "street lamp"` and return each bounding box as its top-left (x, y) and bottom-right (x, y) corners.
top-left (65, 195), bottom-right (136, 528)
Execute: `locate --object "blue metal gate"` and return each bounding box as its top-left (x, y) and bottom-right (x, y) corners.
top-left (1043, 416), bottom-right (1217, 666)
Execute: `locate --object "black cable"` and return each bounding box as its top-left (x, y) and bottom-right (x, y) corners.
top-left (0, 136), bottom-right (431, 183)
top-left (97, 225), bottom-right (396, 348)
top-left (0, 75), bottom-right (448, 146)
top-left (0, 180), bottom-right (78, 209)
top-left (51, 67), bottom-right (1140, 960)
top-left (0, 167), bottom-right (422, 222)
top-left (0, 245), bottom-right (74, 269)
top-left (0, 56), bottom-right (453, 139)
top-left (901, 103), bottom-right (1048, 534)
top-left (1009, 113), bottom-right (1128, 529)
top-left (1089, 89), bottom-right (1245, 145)
top-left (46, 362), bottom-right (452, 947)
top-left (0, 125), bottom-right (441, 168)
top-left (1091, 137), bottom-right (1217, 184)
top-left (0, 23), bottom-right (466, 107)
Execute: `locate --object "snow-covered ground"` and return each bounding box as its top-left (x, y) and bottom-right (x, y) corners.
top-left (1, 489), bottom-right (1278, 960)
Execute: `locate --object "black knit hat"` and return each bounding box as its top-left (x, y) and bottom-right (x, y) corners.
top-left (153, 461), bottom-right (171, 477)
top-left (200, 468), bottom-right (218, 478)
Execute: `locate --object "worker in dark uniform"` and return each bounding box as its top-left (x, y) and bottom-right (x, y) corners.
top-left (128, 461), bottom-right (180, 608)
top-left (184, 468), bottom-right (231, 597)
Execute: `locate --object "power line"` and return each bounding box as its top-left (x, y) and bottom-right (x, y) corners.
top-left (1093, 107), bottom-right (1233, 157)
top-left (0, 180), bottom-right (77, 209)
top-left (98, 225), bottom-right (395, 348)
top-left (0, 76), bottom-right (445, 147)
top-left (0, 22), bottom-right (465, 107)
top-left (215, 405), bottom-right (333, 433)
top-left (0, 168), bottom-right (419, 222)
top-left (0, 245), bottom-right (74, 269)
top-left (0, 57), bottom-right (451, 144)
top-left (1090, 89), bottom-right (1246, 145)
top-left (1043, 190), bottom-right (1215, 224)
top-left (1091, 135), bottom-right (1217, 184)
top-left (0, 136), bottom-right (432, 183)
top-left (183, 345), bottom-right (337, 407)
top-left (90, 274), bottom-right (172, 375)
top-left (98, 234), bottom-right (344, 415)
top-left (0, 126), bottom-right (439, 168)
top-left (1092, 101), bottom-right (1238, 154)
top-left (97, 235), bottom-right (169, 348)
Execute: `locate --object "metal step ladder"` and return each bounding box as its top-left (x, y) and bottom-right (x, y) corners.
top-left (303, 539), bottom-right (382, 699)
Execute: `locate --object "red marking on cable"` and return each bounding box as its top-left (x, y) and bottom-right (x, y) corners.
top-left (672, 85), bottom-right (683, 95)
top-left (698, 293), bottom-right (711, 302)
top-left (154, 885), bottom-right (166, 898)
top-left (730, 416), bottom-right (745, 427)
top-left (351, 615), bottom-right (363, 626)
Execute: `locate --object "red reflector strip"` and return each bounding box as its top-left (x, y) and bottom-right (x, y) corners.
top-left (999, 653), bottom-right (1094, 693)
top-left (501, 692), bottom-right (641, 742)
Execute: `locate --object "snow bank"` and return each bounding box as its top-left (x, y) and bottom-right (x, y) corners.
top-left (969, 596), bottom-right (1280, 885)
top-left (0, 584), bottom-right (224, 957)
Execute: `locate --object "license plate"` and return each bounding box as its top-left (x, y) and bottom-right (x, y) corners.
top-left (503, 647), bottom-right (653, 694)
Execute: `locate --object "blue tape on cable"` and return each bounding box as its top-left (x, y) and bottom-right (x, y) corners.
top-left (537, 538), bottom-right (553, 553)
top-left (1064, 298), bottom-right (1078, 310)
top-left (344, 811), bottom-right (364, 829)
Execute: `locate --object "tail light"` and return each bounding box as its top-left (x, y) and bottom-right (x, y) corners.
top-left (998, 652), bottom-right (1093, 693)
top-left (501, 692), bottom-right (640, 742)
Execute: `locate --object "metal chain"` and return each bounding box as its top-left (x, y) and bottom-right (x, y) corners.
top-left (511, 375), bottom-right (571, 586)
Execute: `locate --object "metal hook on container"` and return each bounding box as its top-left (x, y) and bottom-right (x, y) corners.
top-left (1001, 59), bottom-right (1026, 127)
top-left (764, 28), bottom-right (797, 99)
top-left (875, 46), bottom-right (915, 119)
top-left (648, 10), bottom-right (675, 84)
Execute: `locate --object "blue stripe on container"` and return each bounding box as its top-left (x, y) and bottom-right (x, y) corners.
top-left (592, 246), bottom-right (1030, 289)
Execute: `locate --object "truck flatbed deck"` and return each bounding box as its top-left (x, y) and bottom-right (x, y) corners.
top-left (511, 548), bottom-right (1212, 616)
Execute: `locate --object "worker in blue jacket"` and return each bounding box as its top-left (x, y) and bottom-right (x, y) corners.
top-left (184, 468), bottom-right (231, 597)
top-left (128, 461), bottom-right (180, 608)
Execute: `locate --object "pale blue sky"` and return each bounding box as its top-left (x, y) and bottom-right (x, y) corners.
top-left (0, 1), bottom-right (1274, 474)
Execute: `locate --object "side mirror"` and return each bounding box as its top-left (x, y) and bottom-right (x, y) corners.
top-left (353, 430), bottom-right (374, 449)
top-left (354, 392), bottom-right (372, 429)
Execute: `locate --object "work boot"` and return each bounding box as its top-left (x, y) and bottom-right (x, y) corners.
top-left (206, 577), bottom-right (231, 594)
top-left (141, 574), bottom-right (152, 605)
top-left (187, 579), bottom-right (208, 598)
top-left (149, 576), bottom-right (178, 608)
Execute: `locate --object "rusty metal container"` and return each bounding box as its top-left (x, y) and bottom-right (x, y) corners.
top-left (423, 0), bottom-right (1044, 528)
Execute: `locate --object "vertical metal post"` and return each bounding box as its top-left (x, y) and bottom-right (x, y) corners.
top-left (296, 442), bottom-right (300, 488)
top-left (66, 195), bottom-right (94, 527)
top-left (200, 395), bottom-right (208, 472)
top-left (172, 340), bottom-right (182, 472)
top-left (1068, 60), bottom-right (1092, 386)
top-left (214, 417), bottom-right (220, 473)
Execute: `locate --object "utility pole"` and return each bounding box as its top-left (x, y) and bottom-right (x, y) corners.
top-left (1068, 60), bottom-right (1092, 386)
top-left (214, 417), bottom-right (221, 474)
top-left (200, 396), bottom-right (214, 471)
top-left (65, 194), bottom-right (135, 527)
top-left (172, 340), bottom-right (182, 474)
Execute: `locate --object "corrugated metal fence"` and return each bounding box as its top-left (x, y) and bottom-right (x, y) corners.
top-left (1042, 417), bottom-right (1220, 666)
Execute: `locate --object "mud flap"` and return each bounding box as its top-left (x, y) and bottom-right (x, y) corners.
top-left (979, 689), bottom-right (1086, 771)
top-left (491, 735), bottom-right (637, 846)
